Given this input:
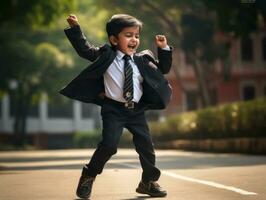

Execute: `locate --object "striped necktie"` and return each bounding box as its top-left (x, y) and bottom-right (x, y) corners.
top-left (123, 55), bottom-right (134, 102)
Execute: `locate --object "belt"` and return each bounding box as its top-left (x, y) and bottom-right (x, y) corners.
top-left (104, 97), bottom-right (137, 109)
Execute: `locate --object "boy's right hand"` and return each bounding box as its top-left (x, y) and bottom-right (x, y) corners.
top-left (67, 14), bottom-right (79, 27)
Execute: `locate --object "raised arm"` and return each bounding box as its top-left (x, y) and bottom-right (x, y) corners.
top-left (64, 14), bottom-right (101, 62)
top-left (155, 35), bottom-right (172, 74)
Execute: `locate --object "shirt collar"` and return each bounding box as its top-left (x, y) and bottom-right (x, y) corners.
top-left (116, 50), bottom-right (134, 61)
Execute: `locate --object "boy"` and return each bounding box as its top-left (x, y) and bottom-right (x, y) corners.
top-left (61, 14), bottom-right (172, 199)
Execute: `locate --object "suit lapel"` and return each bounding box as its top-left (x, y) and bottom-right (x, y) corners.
top-left (133, 55), bottom-right (145, 77)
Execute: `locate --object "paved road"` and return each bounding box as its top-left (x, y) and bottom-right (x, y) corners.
top-left (0, 149), bottom-right (265, 200)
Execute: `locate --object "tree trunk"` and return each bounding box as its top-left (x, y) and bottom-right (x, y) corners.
top-left (20, 97), bottom-right (30, 146)
top-left (172, 49), bottom-right (187, 92)
top-left (14, 102), bottom-right (28, 147)
top-left (13, 86), bottom-right (25, 146)
top-left (13, 84), bottom-right (33, 147)
top-left (192, 58), bottom-right (211, 108)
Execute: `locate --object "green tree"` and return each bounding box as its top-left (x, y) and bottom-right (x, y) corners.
top-left (0, 29), bottom-right (73, 145)
top-left (0, 0), bottom-right (76, 146)
top-left (0, 0), bottom-right (76, 28)
top-left (0, 0), bottom-right (110, 146)
top-left (203, 0), bottom-right (266, 37)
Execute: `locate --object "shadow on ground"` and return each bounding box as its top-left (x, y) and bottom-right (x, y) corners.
top-left (1, 150), bottom-right (266, 171)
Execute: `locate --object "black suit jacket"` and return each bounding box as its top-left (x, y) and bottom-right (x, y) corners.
top-left (60, 25), bottom-right (173, 110)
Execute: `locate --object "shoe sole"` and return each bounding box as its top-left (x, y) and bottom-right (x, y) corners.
top-left (136, 187), bottom-right (167, 197)
top-left (76, 191), bottom-right (91, 199)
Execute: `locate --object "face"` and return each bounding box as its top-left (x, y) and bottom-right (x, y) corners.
top-left (111, 26), bottom-right (140, 55)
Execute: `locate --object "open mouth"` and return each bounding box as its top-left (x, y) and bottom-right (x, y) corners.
top-left (128, 44), bottom-right (136, 49)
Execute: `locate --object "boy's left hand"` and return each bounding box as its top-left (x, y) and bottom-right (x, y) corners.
top-left (155, 35), bottom-right (168, 49)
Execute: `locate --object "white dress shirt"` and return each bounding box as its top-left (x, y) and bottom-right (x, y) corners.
top-left (103, 50), bottom-right (143, 103)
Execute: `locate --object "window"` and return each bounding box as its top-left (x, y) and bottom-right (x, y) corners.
top-left (210, 89), bottom-right (218, 106)
top-left (9, 91), bottom-right (39, 117)
top-left (145, 110), bottom-right (160, 121)
top-left (9, 93), bottom-right (17, 117)
top-left (262, 37), bottom-right (266, 61)
top-left (186, 90), bottom-right (198, 111)
top-left (0, 97), bottom-right (2, 119)
top-left (48, 96), bottom-right (73, 118)
top-left (81, 103), bottom-right (96, 118)
top-left (27, 104), bottom-right (39, 117)
top-left (241, 36), bottom-right (253, 61)
top-left (242, 85), bottom-right (255, 101)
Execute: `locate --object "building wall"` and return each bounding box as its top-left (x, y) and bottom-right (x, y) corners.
top-left (165, 31), bottom-right (266, 112)
top-left (217, 81), bottom-right (240, 103)
top-left (0, 95), bottom-right (97, 134)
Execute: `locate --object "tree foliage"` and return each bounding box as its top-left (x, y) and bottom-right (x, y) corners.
top-left (0, 0), bottom-right (77, 145)
top-left (0, 0), bottom-right (76, 29)
top-left (0, 0), bottom-right (111, 145)
top-left (203, 0), bottom-right (266, 37)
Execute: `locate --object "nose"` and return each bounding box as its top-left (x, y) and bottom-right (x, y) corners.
top-left (132, 37), bottom-right (138, 42)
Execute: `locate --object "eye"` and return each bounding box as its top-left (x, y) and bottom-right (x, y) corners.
top-left (135, 35), bottom-right (140, 39)
top-left (125, 33), bottom-right (133, 37)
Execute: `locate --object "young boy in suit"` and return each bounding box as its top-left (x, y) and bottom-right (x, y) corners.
top-left (61, 13), bottom-right (172, 199)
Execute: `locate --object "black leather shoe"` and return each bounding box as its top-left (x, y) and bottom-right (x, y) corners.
top-left (76, 168), bottom-right (95, 199)
top-left (136, 181), bottom-right (167, 197)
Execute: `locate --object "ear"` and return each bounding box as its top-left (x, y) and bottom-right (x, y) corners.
top-left (109, 35), bottom-right (118, 46)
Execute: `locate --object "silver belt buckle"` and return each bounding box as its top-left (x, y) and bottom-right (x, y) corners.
top-left (125, 101), bottom-right (134, 109)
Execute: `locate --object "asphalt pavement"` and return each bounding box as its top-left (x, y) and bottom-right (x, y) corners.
top-left (0, 149), bottom-right (265, 200)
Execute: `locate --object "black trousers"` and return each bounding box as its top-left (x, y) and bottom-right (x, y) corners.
top-left (85, 98), bottom-right (161, 182)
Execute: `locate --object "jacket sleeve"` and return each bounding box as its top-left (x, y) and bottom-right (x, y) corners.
top-left (157, 47), bottom-right (173, 74)
top-left (64, 25), bottom-right (101, 62)
top-left (141, 47), bottom-right (173, 74)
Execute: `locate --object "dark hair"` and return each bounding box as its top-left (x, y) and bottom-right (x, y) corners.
top-left (106, 14), bottom-right (143, 37)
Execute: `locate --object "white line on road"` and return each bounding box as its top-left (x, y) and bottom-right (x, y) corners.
top-left (161, 171), bottom-right (257, 196)
top-left (118, 163), bottom-right (257, 196)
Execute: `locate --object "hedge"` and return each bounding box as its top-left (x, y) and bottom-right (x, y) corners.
top-left (149, 97), bottom-right (266, 141)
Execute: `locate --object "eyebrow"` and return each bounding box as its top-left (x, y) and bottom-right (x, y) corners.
top-left (124, 32), bottom-right (139, 35)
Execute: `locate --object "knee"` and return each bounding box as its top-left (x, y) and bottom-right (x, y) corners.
top-left (134, 135), bottom-right (154, 148)
top-left (98, 143), bottom-right (117, 156)
top-left (107, 146), bottom-right (117, 155)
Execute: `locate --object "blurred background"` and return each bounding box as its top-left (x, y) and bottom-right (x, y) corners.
top-left (0, 0), bottom-right (265, 153)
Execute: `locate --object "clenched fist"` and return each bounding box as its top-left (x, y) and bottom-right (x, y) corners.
top-left (155, 35), bottom-right (168, 49)
top-left (67, 14), bottom-right (79, 27)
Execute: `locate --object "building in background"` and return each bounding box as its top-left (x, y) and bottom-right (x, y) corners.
top-left (0, 94), bottom-right (100, 148)
top-left (165, 31), bottom-right (266, 115)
